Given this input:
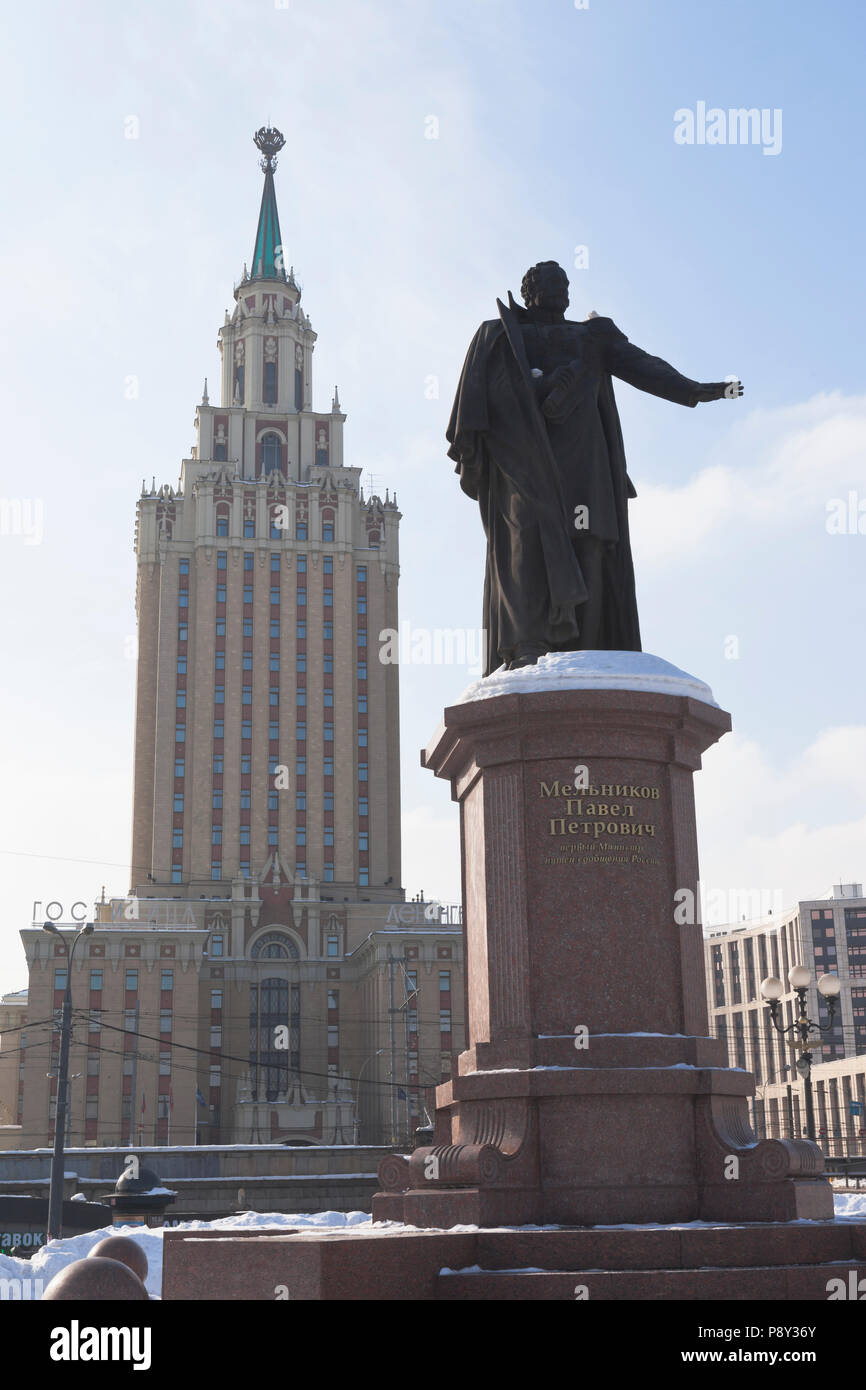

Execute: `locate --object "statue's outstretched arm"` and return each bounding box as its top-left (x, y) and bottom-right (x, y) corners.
top-left (601, 321), bottom-right (742, 406)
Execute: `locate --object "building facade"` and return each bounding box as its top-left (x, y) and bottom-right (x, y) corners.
top-left (0, 128), bottom-right (464, 1152)
top-left (704, 883), bottom-right (866, 1152)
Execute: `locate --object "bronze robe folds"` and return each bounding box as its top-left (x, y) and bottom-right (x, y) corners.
top-left (446, 305), bottom-right (704, 675)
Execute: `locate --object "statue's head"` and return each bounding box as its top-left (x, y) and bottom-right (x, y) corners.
top-left (521, 261), bottom-right (569, 313)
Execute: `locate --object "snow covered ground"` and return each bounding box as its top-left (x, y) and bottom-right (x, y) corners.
top-left (2, 1193), bottom-right (865, 1300)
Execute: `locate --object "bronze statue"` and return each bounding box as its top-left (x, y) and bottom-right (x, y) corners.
top-left (446, 260), bottom-right (742, 672)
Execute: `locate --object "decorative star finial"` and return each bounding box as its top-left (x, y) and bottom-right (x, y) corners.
top-left (254, 126), bottom-right (286, 174)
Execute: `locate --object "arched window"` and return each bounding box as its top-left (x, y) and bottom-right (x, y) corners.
top-left (251, 931), bottom-right (299, 960)
top-left (261, 433), bottom-right (282, 477)
top-left (249, 976), bottom-right (300, 1101)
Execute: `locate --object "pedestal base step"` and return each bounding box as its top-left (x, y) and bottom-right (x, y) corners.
top-left (161, 1221), bottom-right (866, 1301)
top-left (436, 1261), bottom-right (865, 1301)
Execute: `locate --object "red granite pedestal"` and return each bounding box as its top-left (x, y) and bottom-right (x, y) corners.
top-left (162, 661), bottom-right (866, 1299)
top-left (373, 677), bottom-right (833, 1229)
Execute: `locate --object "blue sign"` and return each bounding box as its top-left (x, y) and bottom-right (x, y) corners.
top-left (849, 1101), bottom-right (863, 1116)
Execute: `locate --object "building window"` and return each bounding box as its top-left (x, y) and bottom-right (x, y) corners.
top-left (241, 754), bottom-right (252, 773)
top-left (297, 622), bottom-right (306, 639)
top-left (244, 517), bottom-right (255, 539)
top-left (212, 791), bottom-right (222, 810)
top-left (89, 970), bottom-right (103, 992)
top-left (357, 629), bottom-right (366, 647)
top-left (210, 1025), bottom-right (222, 1047)
top-left (244, 551), bottom-right (254, 571)
top-left (263, 358), bottom-right (278, 405)
top-left (440, 1010), bottom-right (452, 1032)
top-left (358, 730), bottom-right (368, 747)
top-left (216, 584), bottom-right (226, 602)
top-left (125, 969), bottom-right (139, 992)
top-left (87, 1054), bottom-right (100, 1075)
top-left (323, 865), bottom-right (334, 882)
top-left (324, 691), bottom-right (334, 708)
top-left (211, 989), bottom-right (223, 1010)
top-left (177, 657), bottom-right (187, 675)
top-left (357, 661), bottom-right (367, 679)
top-left (176, 691), bottom-right (186, 707)
top-left (214, 653), bottom-right (225, 670)
top-left (297, 588), bottom-right (307, 606)
top-left (212, 827), bottom-right (222, 845)
top-left (324, 622), bottom-right (334, 640)
top-left (322, 522), bottom-right (334, 542)
top-left (216, 515), bottom-right (228, 537)
top-left (174, 794), bottom-right (184, 811)
top-left (358, 831), bottom-right (368, 851)
top-left (243, 584), bottom-right (253, 603)
top-left (171, 867), bottom-right (182, 883)
top-left (324, 722), bottom-right (334, 742)
top-left (358, 797), bottom-right (368, 816)
top-left (217, 550), bottom-right (227, 570)
top-left (211, 862), bottom-right (222, 881)
top-left (357, 566), bottom-right (367, 582)
top-left (359, 868), bottom-right (369, 885)
top-left (175, 723), bottom-right (185, 742)
top-left (210, 935), bottom-right (224, 957)
top-left (358, 695), bottom-right (367, 713)
top-left (179, 558), bottom-right (189, 575)
top-left (243, 618), bottom-right (253, 637)
top-left (296, 522), bottom-right (307, 541)
top-left (296, 828), bottom-right (307, 846)
top-left (324, 827), bottom-right (334, 846)
top-left (161, 969), bottom-right (174, 992)
top-left (160, 1010), bottom-right (171, 1034)
top-left (214, 685), bottom-right (224, 704)
top-left (178, 592), bottom-right (189, 608)
top-left (439, 970), bottom-right (451, 992)
top-left (270, 654), bottom-right (280, 671)
top-left (358, 763), bottom-right (368, 782)
top-left (261, 433), bottom-right (282, 475)
top-left (270, 620), bottom-right (280, 638)
top-left (213, 755), bottom-right (223, 773)
top-left (242, 685), bottom-right (252, 705)
top-left (327, 1025), bottom-right (339, 1047)
top-left (240, 827), bottom-right (251, 846)
top-left (172, 829), bottom-right (183, 848)
top-left (327, 936), bottom-right (339, 957)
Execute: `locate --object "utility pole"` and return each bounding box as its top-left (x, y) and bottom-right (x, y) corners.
top-left (43, 921), bottom-right (93, 1242)
top-left (128, 999), bottom-right (139, 1148)
top-left (388, 951), bottom-right (398, 1144)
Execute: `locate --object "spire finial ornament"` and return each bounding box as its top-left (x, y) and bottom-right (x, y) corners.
top-left (253, 126), bottom-right (286, 174)
top-left (332, 384), bottom-right (341, 413)
top-left (202, 377), bottom-right (209, 405)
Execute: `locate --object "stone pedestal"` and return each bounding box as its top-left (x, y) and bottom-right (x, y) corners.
top-left (374, 653), bottom-right (833, 1227)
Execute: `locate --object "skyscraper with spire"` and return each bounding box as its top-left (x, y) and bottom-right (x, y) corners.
top-left (131, 126), bottom-right (402, 899)
top-left (6, 129), bottom-right (463, 1154)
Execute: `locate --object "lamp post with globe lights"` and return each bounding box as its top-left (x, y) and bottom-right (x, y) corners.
top-left (760, 966), bottom-right (842, 1143)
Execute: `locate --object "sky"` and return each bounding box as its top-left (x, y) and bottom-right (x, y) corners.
top-left (0, 0), bottom-right (864, 991)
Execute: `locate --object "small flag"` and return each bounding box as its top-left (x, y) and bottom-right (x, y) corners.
top-left (195, 1086), bottom-right (207, 1108)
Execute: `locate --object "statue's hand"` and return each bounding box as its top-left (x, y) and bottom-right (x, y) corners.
top-left (695, 379), bottom-right (744, 402)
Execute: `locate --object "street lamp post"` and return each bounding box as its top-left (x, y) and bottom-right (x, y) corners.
top-left (354, 1049), bottom-right (386, 1145)
top-left (760, 965), bottom-right (841, 1144)
top-left (43, 920), bottom-right (93, 1241)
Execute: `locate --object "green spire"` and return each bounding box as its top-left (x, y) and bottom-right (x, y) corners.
top-left (251, 127), bottom-right (286, 281)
